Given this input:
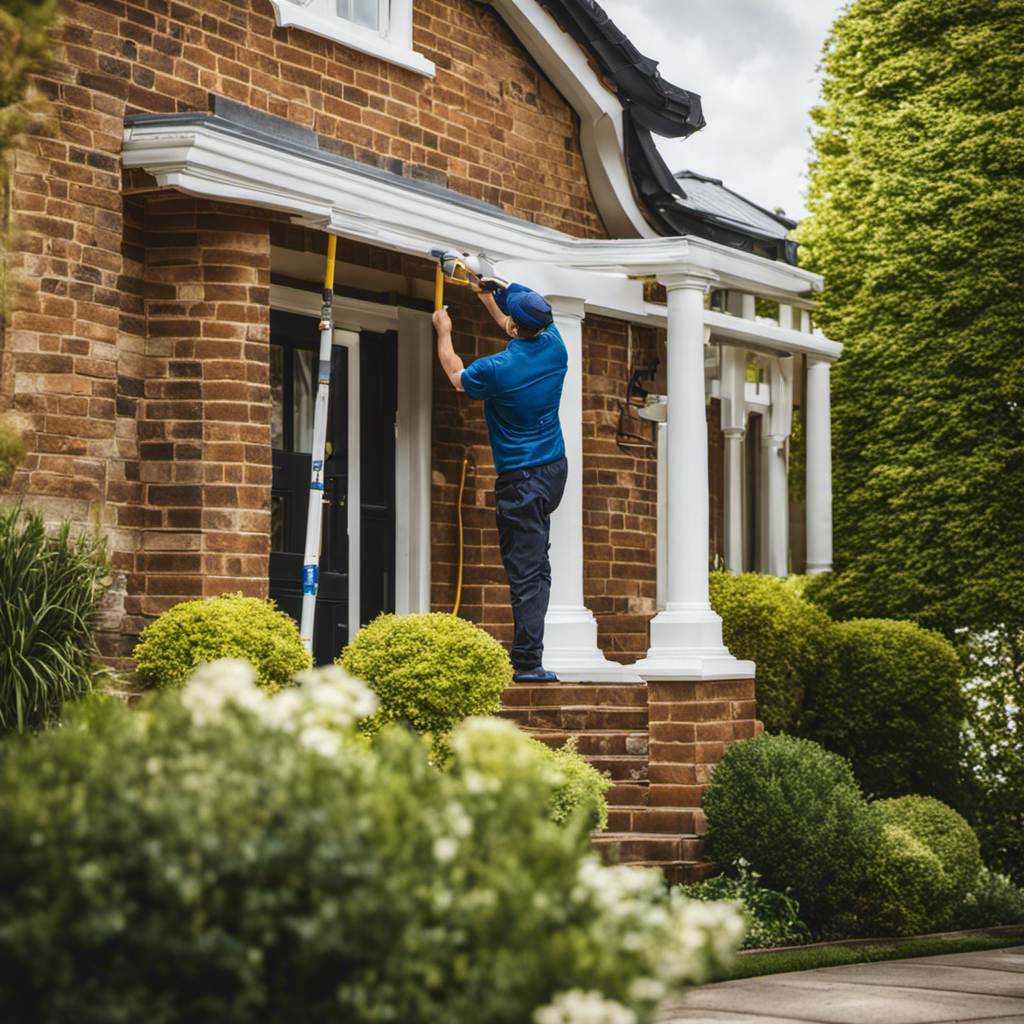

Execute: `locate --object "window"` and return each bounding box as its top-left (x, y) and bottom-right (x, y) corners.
top-left (269, 0), bottom-right (435, 77)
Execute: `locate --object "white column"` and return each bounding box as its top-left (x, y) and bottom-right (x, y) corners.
top-left (633, 274), bottom-right (754, 681)
top-left (719, 339), bottom-right (746, 574)
top-left (543, 294), bottom-right (641, 682)
top-left (805, 347), bottom-right (834, 575)
top-left (761, 356), bottom-right (793, 577)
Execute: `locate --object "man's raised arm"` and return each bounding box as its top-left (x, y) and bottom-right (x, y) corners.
top-left (432, 307), bottom-right (465, 391)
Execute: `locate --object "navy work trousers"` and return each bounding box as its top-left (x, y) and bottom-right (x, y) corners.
top-left (493, 456), bottom-right (568, 672)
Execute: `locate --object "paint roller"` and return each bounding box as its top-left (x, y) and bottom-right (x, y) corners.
top-left (430, 249), bottom-right (509, 310)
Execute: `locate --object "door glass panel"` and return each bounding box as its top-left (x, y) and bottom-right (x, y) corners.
top-left (293, 348), bottom-right (315, 454)
top-left (270, 492), bottom-right (288, 552)
top-left (270, 344), bottom-right (285, 450)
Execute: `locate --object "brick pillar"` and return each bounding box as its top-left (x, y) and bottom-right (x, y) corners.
top-left (137, 196), bottom-right (271, 618)
top-left (647, 677), bottom-right (760, 868)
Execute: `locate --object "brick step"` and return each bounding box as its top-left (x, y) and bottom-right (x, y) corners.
top-left (605, 805), bottom-right (700, 834)
top-left (591, 832), bottom-right (708, 885)
top-left (585, 755), bottom-right (648, 783)
top-left (502, 681), bottom-right (648, 706)
top-left (524, 728), bottom-right (649, 758)
top-left (501, 704), bottom-right (649, 732)
top-left (606, 782), bottom-right (649, 807)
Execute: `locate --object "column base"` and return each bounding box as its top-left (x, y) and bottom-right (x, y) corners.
top-left (805, 562), bottom-right (832, 575)
top-left (542, 607), bottom-right (643, 682)
top-left (631, 607), bottom-right (755, 681)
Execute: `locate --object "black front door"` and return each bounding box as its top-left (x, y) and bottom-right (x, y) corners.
top-left (268, 311), bottom-right (397, 665)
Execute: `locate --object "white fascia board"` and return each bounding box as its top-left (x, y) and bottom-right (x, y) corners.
top-left (122, 122), bottom-right (820, 320)
top-left (561, 236), bottom-right (824, 305)
top-left (486, 0), bottom-right (655, 239)
top-left (704, 310), bottom-right (842, 362)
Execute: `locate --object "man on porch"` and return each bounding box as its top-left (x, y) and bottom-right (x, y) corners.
top-left (432, 278), bottom-right (568, 683)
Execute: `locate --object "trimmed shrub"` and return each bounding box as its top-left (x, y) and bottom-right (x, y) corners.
top-left (133, 594), bottom-right (311, 692)
top-left (0, 504), bottom-right (108, 734)
top-left (340, 612), bottom-right (511, 736)
top-left (877, 796), bottom-right (982, 909)
top-left (0, 661), bottom-right (744, 1024)
top-left (679, 864), bottom-right (809, 950)
top-left (702, 733), bottom-right (881, 933)
top-left (861, 823), bottom-right (949, 937)
top-left (951, 869), bottom-right (1024, 930)
top-left (803, 619), bottom-right (967, 805)
top-left (708, 571), bottom-right (836, 734)
top-left (532, 737), bottom-right (611, 830)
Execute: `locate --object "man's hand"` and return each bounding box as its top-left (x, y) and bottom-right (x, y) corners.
top-left (432, 307), bottom-right (452, 333)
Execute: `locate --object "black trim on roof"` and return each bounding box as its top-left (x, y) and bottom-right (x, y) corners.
top-left (478, 0), bottom-right (798, 262)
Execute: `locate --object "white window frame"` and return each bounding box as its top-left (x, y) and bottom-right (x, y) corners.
top-left (268, 0), bottom-right (435, 77)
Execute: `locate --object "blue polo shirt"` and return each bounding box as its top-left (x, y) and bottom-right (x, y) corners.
top-left (460, 324), bottom-right (567, 474)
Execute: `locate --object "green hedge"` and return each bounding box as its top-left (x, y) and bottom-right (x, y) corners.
top-left (875, 795), bottom-right (981, 920)
top-left (708, 571), bottom-right (836, 734)
top-left (341, 613), bottom-right (510, 737)
top-left (802, 619), bottom-right (967, 806)
top-left (702, 733), bottom-right (880, 934)
top-left (133, 594), bottom-right (311, 692)
top-left (0, 660), bottom-right (744, 1023)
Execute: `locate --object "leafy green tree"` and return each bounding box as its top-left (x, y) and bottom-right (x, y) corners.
top-left (796, 0), bottom-right (1024, 637)
top-left (960, 626), bottom-right (1024, 884)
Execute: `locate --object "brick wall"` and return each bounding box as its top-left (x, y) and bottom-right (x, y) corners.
top-left (0, 0), bottom-right (610, 660)
top-left (48, 0), bottom-right (606, 239)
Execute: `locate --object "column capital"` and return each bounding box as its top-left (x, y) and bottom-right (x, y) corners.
top-left (658, 269), bottom-right (719, 293)
top-left (544, 294), bottom-right (586, 320)
top-left (722, 426), bottom-right (747, 440)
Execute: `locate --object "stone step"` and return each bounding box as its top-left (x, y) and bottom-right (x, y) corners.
top-left (501, 704), bottom-right (649, 732)
top-left (591, 832), bottom-right (707, 885)
top-left (501, 681), bottom-right (648, 710)
top-left (586, 754), bottom-right (648, 783)
top-left (526, 728), bottom-right (649, 758)
top-left (605, 805), bottom-right (700, 834)
top-left (606, 781), bottom-right (649, 806)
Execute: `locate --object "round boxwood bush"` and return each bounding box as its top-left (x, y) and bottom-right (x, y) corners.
top-left (708, 571), bottom-right (836, 734)
top-left (861, 823), bottom-right (949, 937)
top-left (532, 737), bottom-right (611, 830)
top-left (133, 594), bottom-right (311, 692)
top-left (702, 733), bottom-right (881, 933)
top-left (340, 612), bottom-right (511, 736)
top-left (877, 795), bottom-right (982, 910)
top-left (951, 869), bottom-right (1024, 930)
top-left (0, 662), bottom-right (744, 1024)
top-left (802, 619), bottom-right (967, 805)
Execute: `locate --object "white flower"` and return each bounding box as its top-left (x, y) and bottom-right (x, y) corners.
top-left (182, 659), bottom-right (262, 725)
top-left (533, 989), bottom-right (638, 1024)
top-left (298, 725), bottom-right (342, 758)
top-left (433, 837), bottom-right (458, 863)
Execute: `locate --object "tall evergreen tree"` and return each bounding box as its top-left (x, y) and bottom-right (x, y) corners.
top-left (797, 0), bottom-right (1024, 636)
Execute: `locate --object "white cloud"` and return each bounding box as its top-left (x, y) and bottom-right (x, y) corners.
top-left (596, 0), bottom-right (848, 219)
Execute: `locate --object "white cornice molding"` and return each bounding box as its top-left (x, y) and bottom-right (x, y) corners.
top-left (122, 121), bottom-right (837, 360)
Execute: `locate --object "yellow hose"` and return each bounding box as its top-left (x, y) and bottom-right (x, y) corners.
top-left (453, 456), bottom-right (468, 616)
top-left (325, 234), bottom-right (337, 291)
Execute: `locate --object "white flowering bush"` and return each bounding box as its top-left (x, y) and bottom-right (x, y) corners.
top-left (0, 661), bottom-right (743, 1023)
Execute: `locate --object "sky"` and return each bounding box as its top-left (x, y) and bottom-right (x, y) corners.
top-left (596, 0), bottom-right (849, 221)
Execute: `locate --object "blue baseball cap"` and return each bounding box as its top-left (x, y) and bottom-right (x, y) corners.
top-left (504, 283), bottom-right (553, 330)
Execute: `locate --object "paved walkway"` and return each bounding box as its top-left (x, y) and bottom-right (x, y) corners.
top-left (656, 946), bottom-right (1024, 1023)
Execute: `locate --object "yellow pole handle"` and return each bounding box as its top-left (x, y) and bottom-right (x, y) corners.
top-left (325, 234), bottom-right (337, 292)
top-left (434, 262), bottom-right (444, 311)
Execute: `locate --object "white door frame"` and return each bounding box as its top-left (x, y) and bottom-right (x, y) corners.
top-left (270, 283), bottom-right (433, 636)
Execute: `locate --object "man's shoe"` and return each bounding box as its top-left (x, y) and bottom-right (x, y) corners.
top-left (513, 667), bottom-right (559, 683)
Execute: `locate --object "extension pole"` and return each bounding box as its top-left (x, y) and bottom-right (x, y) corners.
top-left (434, 261), bottom-right (444, 311)
top-left (299, 234), bottom-right (338, 657)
